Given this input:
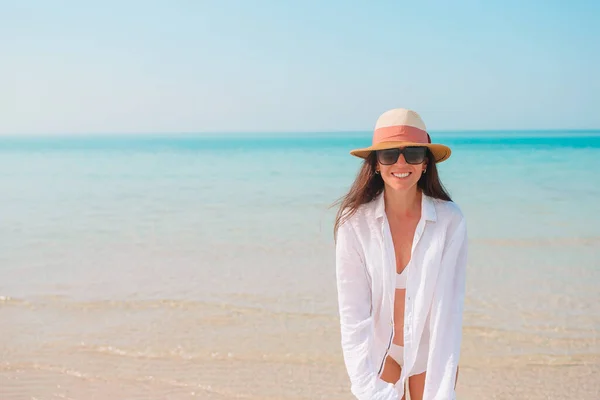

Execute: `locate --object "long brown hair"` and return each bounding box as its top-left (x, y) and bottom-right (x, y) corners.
top-left (333, 149), bottom-right (452, 238)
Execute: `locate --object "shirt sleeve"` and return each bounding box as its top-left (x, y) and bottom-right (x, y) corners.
top-left (423, 216), bottom-right (468, 400)
top-left (335, 220), bottom-right (399, 400)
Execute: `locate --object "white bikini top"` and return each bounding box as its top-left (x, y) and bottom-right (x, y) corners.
top-left (395, 261), bottom-right (409, 290)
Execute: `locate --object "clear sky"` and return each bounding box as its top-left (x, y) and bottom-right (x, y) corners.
top-left (2, 0), bottom-right (599, 134)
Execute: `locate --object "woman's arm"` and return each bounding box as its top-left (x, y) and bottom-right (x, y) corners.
top-left (336, 221), bottom-right (398, 400)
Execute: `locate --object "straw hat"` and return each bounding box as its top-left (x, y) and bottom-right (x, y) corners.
top-left (350, 108), bottom-right (451, 163)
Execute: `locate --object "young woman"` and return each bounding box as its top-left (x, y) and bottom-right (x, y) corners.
top-left (334, 108), bottom-right (467, 400)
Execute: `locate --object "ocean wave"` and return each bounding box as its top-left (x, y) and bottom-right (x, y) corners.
top-left (0, 295), bottom-right (32, 307)
top-left (0, 361), bottom-right (254, 399)
top-left (75, 343), bottom-right (338, 364)
top-left (0, 295), bottom-right (336, 320)
top-left (473, 236), bottom-right (600, 247)
top-left (463, 323), bottom-right (600, 341)
top-left (466, 353), bottom-right (600, 368)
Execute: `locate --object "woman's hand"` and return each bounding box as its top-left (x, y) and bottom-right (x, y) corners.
top-left (455, 365), bottom-right (459, 388)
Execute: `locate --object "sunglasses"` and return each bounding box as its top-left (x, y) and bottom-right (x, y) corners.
top-left (375, 147), bottom-right (427, 165)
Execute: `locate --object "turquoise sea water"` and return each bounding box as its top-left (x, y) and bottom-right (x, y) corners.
top-left (1, 129), bottom-right (598, 314)
top-left (1, 131), bottom-right (599, 304)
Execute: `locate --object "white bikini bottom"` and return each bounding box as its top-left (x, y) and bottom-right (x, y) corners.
top-left (388, 343), bottom-right (428, 375)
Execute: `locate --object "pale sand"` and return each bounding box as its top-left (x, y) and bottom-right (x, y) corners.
top-left (1, 297), bottom-right (598, 399)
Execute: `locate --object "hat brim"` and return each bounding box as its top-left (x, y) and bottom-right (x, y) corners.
top-left (350, 141), bottom-right (451, 163)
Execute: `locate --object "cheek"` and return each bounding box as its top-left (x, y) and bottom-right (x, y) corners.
top-left (379, 166), bottom-right (394, 181)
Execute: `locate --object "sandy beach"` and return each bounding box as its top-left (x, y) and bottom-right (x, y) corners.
top-left (1, 292), bottom-right (599, 400)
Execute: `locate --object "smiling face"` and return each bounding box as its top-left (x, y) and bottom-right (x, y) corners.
top-left (375, 147), bottom-right (428, 192)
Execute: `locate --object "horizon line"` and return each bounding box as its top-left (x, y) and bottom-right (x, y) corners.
top-left (1, 128), bottom-right (600, 137)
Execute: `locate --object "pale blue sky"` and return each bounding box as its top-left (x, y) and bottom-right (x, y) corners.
top-left (2, 0), bottom-right (599, 134)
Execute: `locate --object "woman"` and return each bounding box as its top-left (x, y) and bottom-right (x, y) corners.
top-left (334, 108), bottom-right (467, 400)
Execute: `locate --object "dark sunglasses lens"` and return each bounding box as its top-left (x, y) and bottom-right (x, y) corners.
top-left (377, 149), bottom-right (399, 165)
top-left (403, 147), bottom-right (427, 164)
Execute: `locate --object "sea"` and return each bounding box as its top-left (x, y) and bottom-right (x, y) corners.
top-left (1, 130), bottom-right (599, 399)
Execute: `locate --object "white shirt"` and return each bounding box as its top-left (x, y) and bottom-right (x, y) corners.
top-left (335, 191), bottom-right (468, 400)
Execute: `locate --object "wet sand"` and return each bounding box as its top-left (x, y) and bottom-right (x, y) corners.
top-left (1, 295), bottom-right (598, 399)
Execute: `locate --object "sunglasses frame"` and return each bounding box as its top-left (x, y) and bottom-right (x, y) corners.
top-left (375, 146), bottom-right (428, 165)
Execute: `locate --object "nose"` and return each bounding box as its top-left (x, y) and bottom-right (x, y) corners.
top-left (395, 154), bottom-right (408, 165)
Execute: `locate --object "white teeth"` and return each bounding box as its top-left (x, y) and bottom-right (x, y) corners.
top-left (392, 172), bottom-right (410, 178)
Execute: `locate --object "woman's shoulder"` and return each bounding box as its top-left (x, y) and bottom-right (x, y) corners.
top-left (428, 197), bottom-right (468, 246)
top-left (338, 197), bottom-right (380, 231)
top-left (430, 197), bottom-right (466, 224)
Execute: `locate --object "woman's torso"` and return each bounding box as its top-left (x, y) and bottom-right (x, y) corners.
top-left (339, 191), bottom-right (464, 388)
top-left (387, 212), bottom-right (421, 346)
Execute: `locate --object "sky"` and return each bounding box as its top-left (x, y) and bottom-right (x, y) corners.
top-left (1, 0), bottom-right (599, 134)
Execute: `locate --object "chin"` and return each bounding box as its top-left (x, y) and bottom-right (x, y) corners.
top-left (385, 180), bottom-right (420, 192)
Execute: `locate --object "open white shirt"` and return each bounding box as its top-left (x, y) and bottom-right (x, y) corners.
top-left (335, 191), bottom-right (468, 400)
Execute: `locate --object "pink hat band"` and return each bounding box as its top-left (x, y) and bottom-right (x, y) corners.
top-left (350, 108), bottom-right (451, 163)
top-left (372, 125), bottom-right (432, 145)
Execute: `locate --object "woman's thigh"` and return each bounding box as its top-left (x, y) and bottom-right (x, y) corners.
top-left (380, 355), bottom-right (401, 384)
top-left (408, 365), bottom-right (459, 399)
top-left (408, 371), bottom-right (426, 400)
top-left (380, 357), bottom-right (412, 400)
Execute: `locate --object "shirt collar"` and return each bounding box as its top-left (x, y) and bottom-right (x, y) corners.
top-left (373, 190), bottom-right (437, 222)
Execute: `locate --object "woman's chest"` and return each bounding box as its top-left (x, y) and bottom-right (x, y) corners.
top-left (387, 216), bottom-right (420, 274)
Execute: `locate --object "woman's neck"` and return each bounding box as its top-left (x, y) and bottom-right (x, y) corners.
top-left (383, 187), bottom-right (422, 218)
